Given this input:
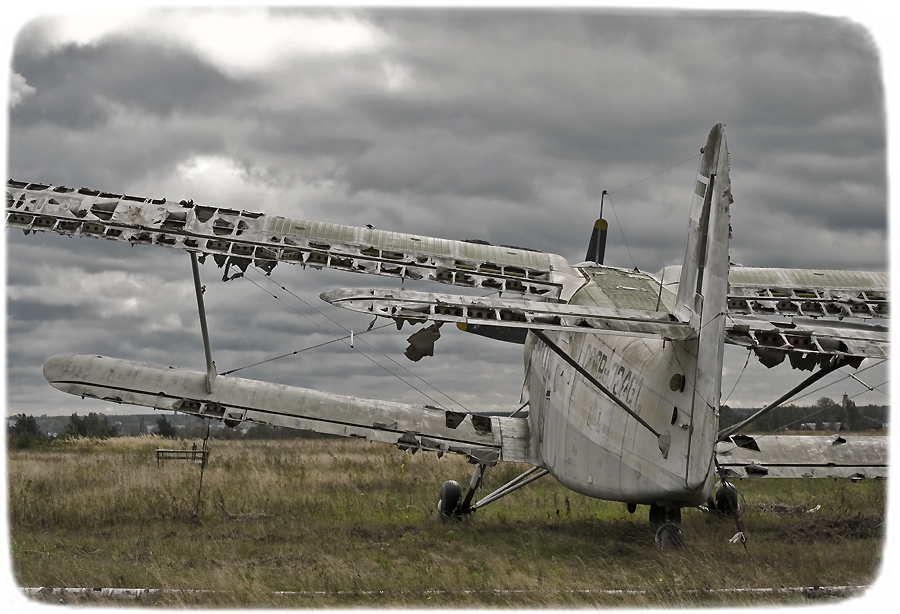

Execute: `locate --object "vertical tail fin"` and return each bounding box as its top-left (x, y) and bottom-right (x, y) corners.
top-left (674, 123), bottom-right (732, 325)
top-left (675, 123), bottom-right (733, 489)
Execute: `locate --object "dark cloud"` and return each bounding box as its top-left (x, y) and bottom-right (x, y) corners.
top-left (4, 9), bottom-right (888, 416)
top-left (11, 38), bottom-right (253, 127)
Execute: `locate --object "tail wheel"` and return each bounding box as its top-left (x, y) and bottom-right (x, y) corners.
top-left (715, 481), bottom-right (740, 516)
top-left (438, 480), bottom-right (462, 520)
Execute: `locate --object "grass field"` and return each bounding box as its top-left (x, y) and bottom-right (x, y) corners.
top-left (7, 435), bottom-right (887, 607)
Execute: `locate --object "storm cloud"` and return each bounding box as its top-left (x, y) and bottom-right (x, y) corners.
top-left (4, 8), bottom-right (888, 418)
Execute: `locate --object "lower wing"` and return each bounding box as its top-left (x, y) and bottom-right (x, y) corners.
top-left (43, 354), bottom-right (530, 465)
top-left (715, 434), bottom-right (887, 479)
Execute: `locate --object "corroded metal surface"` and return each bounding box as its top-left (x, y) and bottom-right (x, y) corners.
top-left (724, 315), bottom-right (888, 366)
top-left (43, 353), bottom-right (529, 465)
top-left (322, 287), bottom-right (693, 339)
top-left (6, 179), bottom-right (582, 297)
top-left (728, 266), bottom-right (887, 319)
top-left (715, 434), bottom-right (888, 479)
top-left (572, 265), bottom-right (678, 313)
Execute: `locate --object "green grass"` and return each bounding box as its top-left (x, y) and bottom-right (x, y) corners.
top-left (8, 436), bottom-right (886, 607)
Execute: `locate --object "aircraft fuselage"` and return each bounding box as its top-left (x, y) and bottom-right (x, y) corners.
top-left (525, 290), bottom-right (716, 508)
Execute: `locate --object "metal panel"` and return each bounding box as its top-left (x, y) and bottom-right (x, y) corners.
top-left (41, 353), bottom-right (532, 466)
top-left (715, 434), bottom-right (888, 479)
top-left (6, 181), bottom-right (583, 297)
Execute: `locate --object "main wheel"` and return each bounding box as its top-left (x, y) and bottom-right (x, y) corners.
top-left (655, 522), bottom-right (685, 550)
top-left (438, 480), bottom-right (462, 520)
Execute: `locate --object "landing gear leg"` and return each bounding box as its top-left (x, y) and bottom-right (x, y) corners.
top-left (714, 481), bottom-right (740, 516)
top-left (437, 465), bottom-right (549, 520)
top-left (459, 463), bottom-right (486, 514)
top-left (650, 504), bottom-right (685, 550)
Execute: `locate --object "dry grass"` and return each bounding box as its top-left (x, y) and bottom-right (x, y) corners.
top-left (8, 436), bottom-right (886, 607)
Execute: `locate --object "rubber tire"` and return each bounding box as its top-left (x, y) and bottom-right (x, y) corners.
top-left (438, 480), bottom-right (462, 520)
top-left (655, 522), bottom-right (685, 550)
top-left (715, 482), bottom-right (739, 516)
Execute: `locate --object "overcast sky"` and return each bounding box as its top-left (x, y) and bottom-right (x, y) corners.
top-left (3, 6), bottom-right (890, 421)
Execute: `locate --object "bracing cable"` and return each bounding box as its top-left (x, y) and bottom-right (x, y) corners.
top-left (235, 266), bottom-right (472, 412)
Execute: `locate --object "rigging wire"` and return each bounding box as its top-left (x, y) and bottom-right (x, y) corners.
top-left (782, 359), bottom-right (887, 406)
top-left (721, 349), bottom-right (752, 407)
top-left (598, 152), bottom-right (702, 271)
top-left (608, 153), bottom-right (702, 196)
top-left (220, 323), bottom-right (394, 376)
top-left (726, 360), bottom-right (888, 435)
top-left (765, 379), bottom-right (889, 433)
top-left (239, 266), bottom-right (472, 412)
top-left (600, 193), bottom-right (636, 270)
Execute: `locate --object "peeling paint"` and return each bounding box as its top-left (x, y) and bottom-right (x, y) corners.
top-left (6, 180), bottom-right (583, 298)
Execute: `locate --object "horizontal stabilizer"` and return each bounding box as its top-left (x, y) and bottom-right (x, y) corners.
top-left (715, 434), bottom-right (887, 479)
top-left (43, 354), bottom-right (530, 465)
top-left (321, 287), bottom-right (695, 339)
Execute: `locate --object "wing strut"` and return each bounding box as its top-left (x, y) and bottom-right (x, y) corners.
top-left (190, 251), bottom-right (216, 393)
top-left (470, 466), bottom-right (550, 511)
top-left (531, 329), bottom-right (670, 457)
top-left (716, 358), bottom-right (848, 441)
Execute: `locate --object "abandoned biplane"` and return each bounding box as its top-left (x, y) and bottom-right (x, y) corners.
top-left (7, 124), bottom-right (888, 547)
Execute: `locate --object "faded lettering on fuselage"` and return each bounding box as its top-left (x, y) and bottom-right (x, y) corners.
top-left (535, 336), bottom-right (644, 414)
top-left (583, 343), bottom-right (643, 413)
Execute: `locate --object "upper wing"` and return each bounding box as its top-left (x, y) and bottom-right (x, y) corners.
top-left (9, 181), bottom-right (889, 359)
top-left (6, 180), bottom-right (583, 298)
top-left (715, 434), bottom-right (887, 479)
top-left (43, 353), bottom-right (531, 465)
top-left (725, 266), bottom-right (889, 368)
top-left (728, 266), bottom-right (888, 319)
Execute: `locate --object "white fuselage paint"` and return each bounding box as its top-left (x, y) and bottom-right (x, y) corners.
top-left (525, 124), bottom-right (731, 509)
top-left (525, 326), bottom-right (714, 508)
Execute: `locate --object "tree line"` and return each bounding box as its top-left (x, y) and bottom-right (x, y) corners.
top-left (719, 397), bottom-right (887, 433)
top-left (9, 398), bottom-right (887, 450)
top-left (7, 412), bottom-right (179, 449)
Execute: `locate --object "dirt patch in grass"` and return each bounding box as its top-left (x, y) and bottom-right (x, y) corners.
top-left (777, 515), bottom-right (885, 542)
